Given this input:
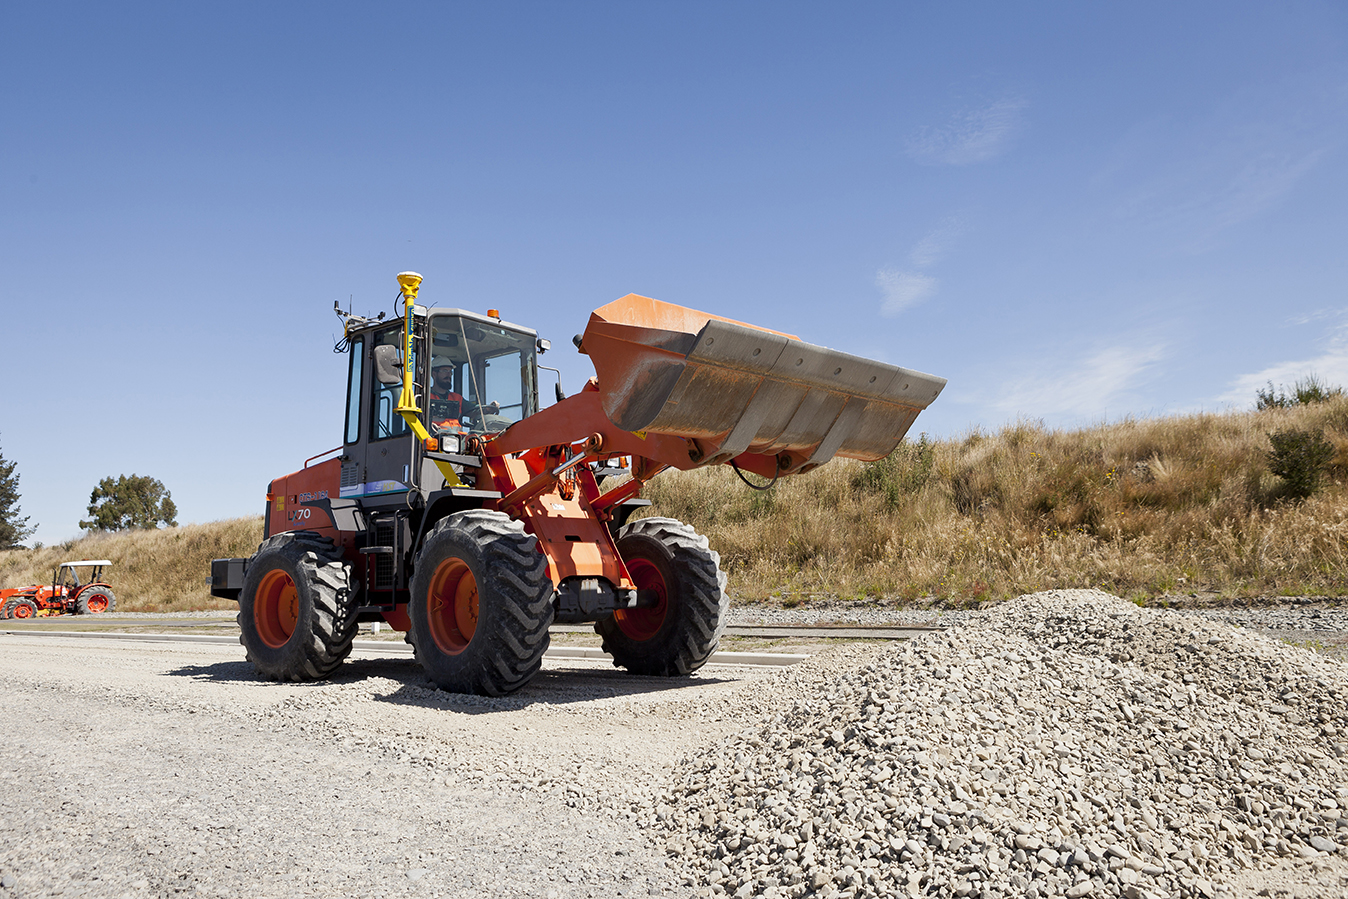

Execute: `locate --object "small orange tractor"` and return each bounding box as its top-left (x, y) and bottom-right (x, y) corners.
top-left (0, 560), bottom-right (117, 619)
top-left (209, 273), bottom-right (944, 694)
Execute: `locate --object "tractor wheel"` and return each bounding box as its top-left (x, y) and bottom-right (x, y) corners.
top-left (77, 586), bottom-right (116, 615)
top-left (0, 599), bottom-right (13, 619)
top-left (237, 531), bottom-right (357, 682)
top-left (10, 599), bottom-right (39, 620)
top-left (595, 517), bottom-right (728, 676)
top-left (407, 510), bottom-right (553, 696)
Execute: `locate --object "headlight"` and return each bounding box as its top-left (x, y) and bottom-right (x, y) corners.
top-left (440, 435), bottom-right (461, 454)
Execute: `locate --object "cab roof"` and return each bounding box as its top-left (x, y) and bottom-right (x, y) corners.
top-left (350, 305), bottom-right (538, 339)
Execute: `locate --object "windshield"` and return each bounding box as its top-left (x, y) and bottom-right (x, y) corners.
top-left (428, 314), bottom-right (538, 435)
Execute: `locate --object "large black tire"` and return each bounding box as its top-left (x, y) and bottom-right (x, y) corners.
top-left (595, 517), bottom-right (728, 676)
top-left (0, 599), bottom-right (15, 619)
top-left (9, 598), bottom-right (38, 620)
top-left (407, 510), bottom-right (553, 696)
top-left (76, 586), bottom-right (116, 614)
top-left (237, 531), bottom-right (357, 681)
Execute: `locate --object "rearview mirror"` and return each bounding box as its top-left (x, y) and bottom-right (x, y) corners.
top-left (373, 345), bottom-right (403, 386)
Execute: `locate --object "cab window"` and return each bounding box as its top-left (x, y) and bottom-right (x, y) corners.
top-left (370, 327), bottom-right (413, 440)
top-left (429, 315), bottom-right (537, 435)
top-left (344, 337), bottom-right (364, 444)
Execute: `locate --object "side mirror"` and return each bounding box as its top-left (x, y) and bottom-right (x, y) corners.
top-left (555, 382), bottom-right (566, 403)
top-left (373, 345), bottom-right (403, 386)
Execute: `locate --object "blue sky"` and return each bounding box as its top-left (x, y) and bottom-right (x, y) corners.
top-left (2, 1), bottom-right (1346, 546)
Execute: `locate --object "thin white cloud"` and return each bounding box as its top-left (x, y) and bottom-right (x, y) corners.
top-left (875, 217), bottom-right (965, 317)
top-left (1210, 149), bottom-right (1325, 229)
top-left (908, 216), bottom-right (964, 268)
top-left (907, 97), bottom-right (1028, 166)
top-left (1143, 149), bottom-right (1326, 246)
top-left (1287, 307), bottom-right (1346, 327)
top-left (1217, 320), bottom-right (1348, 406)
top-left (876, 269), bottom-right (937, 317)
top-left (991, 344), bottom-right (1168, 419)
top-left (1096, 75), bottom-right (1337, 250)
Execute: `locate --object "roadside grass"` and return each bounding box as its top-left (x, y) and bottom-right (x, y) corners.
top-left (0, 517), bottom-right (261, 612)
top-left (5, 399), bottom-right (1345, 612)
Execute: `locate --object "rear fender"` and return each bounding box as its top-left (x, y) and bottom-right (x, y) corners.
top-left (266, 459), bottom-right (342, 541)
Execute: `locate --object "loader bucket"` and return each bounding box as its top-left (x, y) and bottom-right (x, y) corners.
top-left (580, 294), bottom-right (945, 469)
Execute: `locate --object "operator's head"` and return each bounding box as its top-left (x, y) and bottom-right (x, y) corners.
top-left (431, 356), bottom-right (454, 390)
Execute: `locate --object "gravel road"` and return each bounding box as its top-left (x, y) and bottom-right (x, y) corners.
top-left (2, 593), bottom-right (1346, 899)
top-left (0, 636), bottom-right (761, 899)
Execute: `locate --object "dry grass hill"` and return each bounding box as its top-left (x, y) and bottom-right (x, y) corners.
top-left (2, 396), bottom-right (1344, 612)
top-left (0, 518), bottom-right (260, 612)
top-left (646, 395), bottom-right (1348, 604)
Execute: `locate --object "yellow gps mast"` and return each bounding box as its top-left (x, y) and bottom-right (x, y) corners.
top-left (393, 271), bottom-right (463, 487)
top-left (395, 271), bottom-right (423, 421)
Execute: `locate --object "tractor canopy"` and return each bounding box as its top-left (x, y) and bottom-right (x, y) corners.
top-left (54, 560), bottom-right (111, 587)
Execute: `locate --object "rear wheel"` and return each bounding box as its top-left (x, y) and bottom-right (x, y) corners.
top-left (596, 517), bottom-right (728, 676)
top-left (77, 586), bottom-right (116, 614)
top-left (408, 510), bottom-right (553, 696)
top-left (238, 531), bottom-right (357, 681)
top-left (10, 599), bottom-right (38, 620)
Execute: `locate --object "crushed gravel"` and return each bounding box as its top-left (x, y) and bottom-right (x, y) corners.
top-left (3, 591), bottom-right (1347, 898)
top-left (658, 590), bottom-right (1348, 898)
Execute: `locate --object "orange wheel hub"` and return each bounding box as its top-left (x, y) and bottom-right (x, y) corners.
top-left (614, 558), bottom-right (667, 641)
top-left (85, 594), bottom-right (109, 613)
top-left (254, 570), bottom-right (299, 649)
top-left (427, 558), bottom-right (478, 654)
top-left (12, 603), bottom-right (33, 620)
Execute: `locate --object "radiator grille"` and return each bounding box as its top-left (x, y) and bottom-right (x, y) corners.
top-left (374, 519), bottom-right (396, 588)
top-left (340, 463), bottom-right (360, 488)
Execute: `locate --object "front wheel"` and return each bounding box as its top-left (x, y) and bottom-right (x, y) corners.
top-left (77, 586), bottom-right (116, 614)
top-left (237, 531), bottom-right (357, 681)
top-left (595, 517), bottom-right (728, 676)
top-left (408, 510), bottom-right (553, 696)
top-left (9, 599), bottom-right (38, 620)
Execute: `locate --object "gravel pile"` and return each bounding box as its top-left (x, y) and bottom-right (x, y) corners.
top-left (657, 590), bottom-right (1348, 899)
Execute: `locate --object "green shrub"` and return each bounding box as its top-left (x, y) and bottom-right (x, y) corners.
top-left (1256, 382), bottom-right (1293, 410)
top-left (1257, 375), bottom-right (1344, 410)
top-left (1267, 428), bottom-right (1335, 499)
top-left (1293, 375), bottom-right (1343, 406)
top-left (851, 435), bottom-right (934, 508)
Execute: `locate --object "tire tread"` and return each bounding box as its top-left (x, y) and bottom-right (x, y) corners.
top-left (596, 516), bottom-right (728, 677)
top-left (409, 510), bottom-right (553, 695)
top-left (238, 531), bottom-right (357, 682)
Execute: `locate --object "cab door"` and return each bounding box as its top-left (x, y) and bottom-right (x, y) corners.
top-left (358, 324), bottom-right (418, 508)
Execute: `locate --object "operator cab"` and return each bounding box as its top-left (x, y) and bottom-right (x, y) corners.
top-left (342, 307), bottom-right (541, 507)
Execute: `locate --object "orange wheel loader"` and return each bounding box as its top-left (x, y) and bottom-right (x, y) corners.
top-left (208, 273), bottom-right (944, 695)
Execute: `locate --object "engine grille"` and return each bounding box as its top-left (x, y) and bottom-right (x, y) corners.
top-left (374, 519), bottom-right (396, 588)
